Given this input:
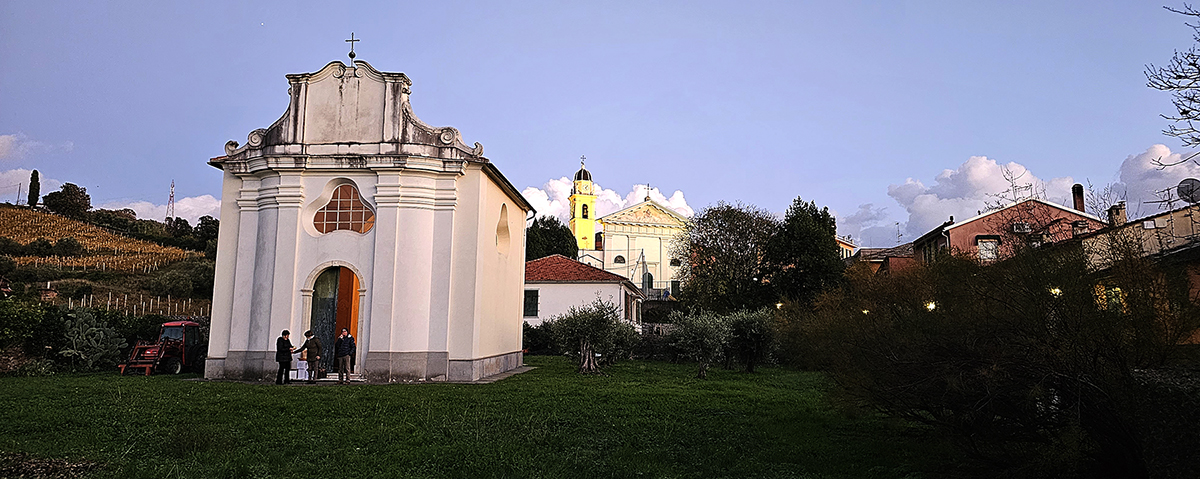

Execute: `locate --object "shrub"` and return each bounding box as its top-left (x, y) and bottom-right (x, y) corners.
top-left (550, 298), bottom-right (637, 373)
top-left (727, 307), bottom-right (776, 373)
top-left (799, 245), bottom-right (1200, 476)
top-left (522, 322), bottom-right (558, 355)
top-left (58, 310), bottom-right (126, 371)
top-left (25, 238), bottom-right (53, 257)
top-left (51, 238), bottom-right (83, 257)
top-left (670, 310), bottom-right (731, 379)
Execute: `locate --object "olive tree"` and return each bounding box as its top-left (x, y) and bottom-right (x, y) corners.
top-left (550, 298), bottom-right (637, 374)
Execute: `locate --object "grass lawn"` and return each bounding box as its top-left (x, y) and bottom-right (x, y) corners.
top-left (0, 356), bottom-right (972, 478)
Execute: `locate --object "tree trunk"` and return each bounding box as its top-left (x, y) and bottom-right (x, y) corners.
top-left (578, 340), bottom-right (598, 373)
top-left (697, 360), bottom-right (708, 379)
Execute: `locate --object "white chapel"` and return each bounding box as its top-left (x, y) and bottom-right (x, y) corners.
top-left (204, 58), bottom-right (531, 382)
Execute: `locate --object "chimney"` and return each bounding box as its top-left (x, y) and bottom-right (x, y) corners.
top-left (1106, 201), bottom-right (1126, 227)
top-left (1072, 183), bottom-right (1085, 212)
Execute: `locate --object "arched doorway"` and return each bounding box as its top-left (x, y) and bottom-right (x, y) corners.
top-left (310, 266), bottom-right (360, 373)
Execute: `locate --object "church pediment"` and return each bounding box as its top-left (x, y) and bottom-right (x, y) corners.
top-left (600, 201), bottom-right (687, 227)
top-left (212, 60), bottom-right (484, 169)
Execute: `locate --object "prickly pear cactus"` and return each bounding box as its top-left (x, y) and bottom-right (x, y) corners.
top-left (59, 310), bottom-right (128, 370)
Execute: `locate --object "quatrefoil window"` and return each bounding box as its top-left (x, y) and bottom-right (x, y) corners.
top-left (314, 184), bottom-right (375, 234)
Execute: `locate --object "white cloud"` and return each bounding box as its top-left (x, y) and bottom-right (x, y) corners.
top-left (0, 168), bottom-right (63, 205)
top-left (522, 178), bottom-right (694, 223)
top-left (834, 203), bottom-right (893, 246)
top-left (98, 195), bottom-right (221, 224)
top-left (0, 133), bottom-right (73, 161)
top-left (885, 156), bottom-right (1076, 241)
top-left (1113, 144), bottom-right (1200, 215)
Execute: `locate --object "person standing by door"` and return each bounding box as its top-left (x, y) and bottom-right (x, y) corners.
top-left (334, 328), bottom-right (355, 384)
top-left (275, 330), bottom-right (294, 385)
top-left (294, 330), bottom-right (322, 384)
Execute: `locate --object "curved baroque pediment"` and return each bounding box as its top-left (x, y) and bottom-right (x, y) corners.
top-left (212, 60), bottom-right (484, 172)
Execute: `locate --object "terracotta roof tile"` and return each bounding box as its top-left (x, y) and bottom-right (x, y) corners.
top-left (525, 254), bottom-right (629, 283)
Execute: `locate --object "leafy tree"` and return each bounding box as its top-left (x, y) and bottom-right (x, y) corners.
top-left (0, 256), bottom-right (13, 277)
top-left (90, 208), bottom-right (137, 231)
top-left (167, 217), bottom-right (193, 238)
top-left (58, 310), bottom-right (127, 371)
top-left (727, 307), bottom-right (776, 373)
top-left (1146, 4), bottom-right (1200, 166)
top-left (550, 298), bottom-right (637, 373)
top-left (194, 215), bottom-right (220, 243)
top-left (42, 183), bottom-right (91, 219)
top-left (26, 170), bottom-right (39, 207)
top-left (525, 215), bottom-right (577, 260)
top-left (670, 309), bottom-right (731, 379)
top-left (52, 237), bottom-right (83, 257)
top-left (763, 197), bottom-right (844, 306)
top-left (674, 202), bottom-right (780, 314)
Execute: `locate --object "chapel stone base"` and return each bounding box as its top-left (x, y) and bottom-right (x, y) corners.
top-left (448, 351), bottom-right (523, 382)
top-left (204, 351), bottom-right (277, 381)
top-left (204, 350), bottom-right (524, 383)
top-left (363, 351), bottom-right (450, 382)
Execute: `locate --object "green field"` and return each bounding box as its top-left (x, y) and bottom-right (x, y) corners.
top-left (0, 357), bottom-right (971, 478)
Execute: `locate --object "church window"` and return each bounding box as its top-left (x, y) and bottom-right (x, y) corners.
top-left (613, 255), bottom-right (625, 264)
top-left (524, 290), bottom-right (539, 317)
top-left (582, 204), bottom-right (589, 219)
top-left (314, 184), bottom-right (375, 234)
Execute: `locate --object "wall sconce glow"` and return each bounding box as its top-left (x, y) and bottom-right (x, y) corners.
top-left (925, 301), bottom-right (937, 311)
top-left (1049, 287), bottom-right (1063, 297)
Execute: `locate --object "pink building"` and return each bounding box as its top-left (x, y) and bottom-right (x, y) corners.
top-left (913, 190), bottom-right (1107, 263)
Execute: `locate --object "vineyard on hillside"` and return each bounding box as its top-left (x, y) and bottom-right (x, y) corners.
top-left (0, 205), bottom-right (201, 273)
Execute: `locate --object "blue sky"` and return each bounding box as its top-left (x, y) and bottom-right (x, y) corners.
top-left (3, 1), bottom-right (1200, 246)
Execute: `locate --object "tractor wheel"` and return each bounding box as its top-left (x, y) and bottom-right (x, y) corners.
top-left (158, 358), bottom-right (182, 375)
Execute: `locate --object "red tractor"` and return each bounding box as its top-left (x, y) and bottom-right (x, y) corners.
top-left (118, 321), bottom-right (206, 375)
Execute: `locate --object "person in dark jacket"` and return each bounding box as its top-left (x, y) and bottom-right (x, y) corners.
top-left (333, 328), bottom-right (355, 384)
top-left (294, 330), bottom-right (322, 384)
top-left (275, 330), bottom-right (295, 385)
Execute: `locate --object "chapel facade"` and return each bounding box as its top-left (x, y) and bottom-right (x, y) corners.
top-left (205, 60), bottom-right (531, 383)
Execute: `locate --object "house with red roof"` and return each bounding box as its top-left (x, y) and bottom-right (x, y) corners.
top-left (524, 254), bottom-right (645, 327)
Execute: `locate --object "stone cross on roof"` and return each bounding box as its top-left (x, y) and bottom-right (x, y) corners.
top-left (346, 32), bottom-right (360, 61)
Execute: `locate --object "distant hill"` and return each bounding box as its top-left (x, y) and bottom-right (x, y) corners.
top-left (0, 205), bottom-right (201, 272)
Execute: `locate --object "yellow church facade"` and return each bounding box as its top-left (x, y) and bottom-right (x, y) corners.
top-left (569, 164), bottom-right (686, 299)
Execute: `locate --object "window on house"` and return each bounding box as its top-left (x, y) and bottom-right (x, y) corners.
top-left (613, 255), bottom-right (625, 264)
top-left (314, 184), bottom-right (375, 234)
top-left (669, 258), bottom-right (681, 267)
top-left (977, 238), bottom-right (999, 262)
top-left (523, 290), bottom-right (538, 317)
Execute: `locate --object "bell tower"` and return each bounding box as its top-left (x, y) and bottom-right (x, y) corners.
top-left (569, 156), bottom-right (597, 250)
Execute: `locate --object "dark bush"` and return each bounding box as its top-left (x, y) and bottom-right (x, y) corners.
top-left (25, 238), bottom-right (53, 257)
top-left (0, 238), bottom-right (24, 256)
top-left (522, 322), bottom-right (557, 355)
top-left (51, 238), bottom-right (83, 257)
top-left (54, 280), bottom-right (92, 300)
top-left (796, 245), bottom-right (1200, 477)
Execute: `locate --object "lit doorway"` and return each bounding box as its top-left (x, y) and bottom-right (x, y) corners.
top-left (310, 266), bottom-right (360, 373)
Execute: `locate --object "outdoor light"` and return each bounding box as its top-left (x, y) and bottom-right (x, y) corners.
top-left (1049, 287), bottom-right (1063, 297)
top-left (861, 309), bottom-right (870, 315)
top-left (925, 301), bottom-right (937, 311)
top-left (776, 303), bottom-right (783, 309)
